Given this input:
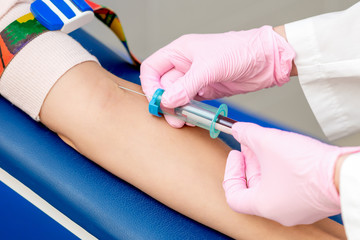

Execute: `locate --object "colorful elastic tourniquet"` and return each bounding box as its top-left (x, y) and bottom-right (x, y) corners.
top-left (85, 0), bottom-right (141, 68)
top-left (0, 13), bottom-right (48, 78)
top-left (0, 0), bottom-right (140, 78)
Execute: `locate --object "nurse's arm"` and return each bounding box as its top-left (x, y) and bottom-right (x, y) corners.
top-left (273, 25), bottom-right (298, 76)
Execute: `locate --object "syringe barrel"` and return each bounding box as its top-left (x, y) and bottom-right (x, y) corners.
top-left (170, 100), bottom-right (217, 129)
top-left (161, 100), bottom-right (228, 138)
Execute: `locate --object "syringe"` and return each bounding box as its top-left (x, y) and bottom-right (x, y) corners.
top-left (118, 86), bottom-right (236, 138)
top-left (149, 88), bottom-right (237, 138)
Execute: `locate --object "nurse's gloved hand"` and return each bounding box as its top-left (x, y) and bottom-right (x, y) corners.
top-left (223, 122), bottom-right (360, 226)
top-left (140, 25), bottom-right (295, 118)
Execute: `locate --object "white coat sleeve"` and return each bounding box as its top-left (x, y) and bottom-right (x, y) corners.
top-left (285, 2), bottom-right (360, 141)
top-left (340, 152), bottom-right (360, 239)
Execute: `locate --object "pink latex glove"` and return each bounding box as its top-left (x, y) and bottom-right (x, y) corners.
top-left (140, 26), bottom-right (295, 127)
top-left (223, 122), bottom-right (360, 226)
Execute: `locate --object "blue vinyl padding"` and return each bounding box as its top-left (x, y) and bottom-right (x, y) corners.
top-left (0, 181), bottom-right (79, 240)
top-left (0, 28), bottom-right (342, 240)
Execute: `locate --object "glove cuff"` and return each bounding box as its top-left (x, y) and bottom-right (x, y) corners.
top-left (321, 147), bottom-right (360, 214)
top-left (261, 25), bottom-right (296, 87)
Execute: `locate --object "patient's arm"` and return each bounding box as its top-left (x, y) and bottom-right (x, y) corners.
top-left (40, 61), bottom-right (345, 239)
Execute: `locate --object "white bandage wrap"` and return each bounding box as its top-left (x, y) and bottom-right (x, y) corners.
top-left (0, 1), bottom-right (99, 120)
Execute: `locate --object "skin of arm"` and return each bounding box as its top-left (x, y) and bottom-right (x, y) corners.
top-left (38, 61), bottom-right (346, 239)
top-left (273, 25), bottom-right (298, 76)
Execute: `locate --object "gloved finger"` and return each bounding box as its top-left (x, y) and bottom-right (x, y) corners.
top-left (159, 69), bottom-right (186, 127)
top-left (185, 122), bottom-right (196, 127)
top-left (164, 115), bottom-right (185, 128)
top-left (165, 50), bottom-right (192, 75)
top-left (231, 122), bottom-right (279, 155)
top-left (223, 150), bottom-right (256, 214)
top-left (198, 81), bottom-right (247, 100)
top-left (241, 145), bottom-right (261, 188)
top-left (160, 68), bottom-right (184, 90)
top-left (140, 49), bottom-right (176, 100)
top-left (161, 62), bottom-right (212, 108)
top-left (223, 150), bottom-right (246, 187)
top-left (197, 84), bottom-right (233, 100)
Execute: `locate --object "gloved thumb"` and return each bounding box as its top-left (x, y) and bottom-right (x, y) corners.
top-left (241, 145), bottom-right (261, 188)
top-left (223, 150), bottom-right (256, 215)
top-left (231, 122), bottom-right (271, 151)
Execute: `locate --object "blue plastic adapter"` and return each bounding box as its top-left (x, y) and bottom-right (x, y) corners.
top-left (149, 88), bottom-right (165, 117)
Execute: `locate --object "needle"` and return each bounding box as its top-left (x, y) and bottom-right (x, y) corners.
top-left (118, 85), bottom-right (151, 98)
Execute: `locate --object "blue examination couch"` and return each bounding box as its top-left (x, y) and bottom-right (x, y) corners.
top-left (0, 29), bottom-right (342, 239)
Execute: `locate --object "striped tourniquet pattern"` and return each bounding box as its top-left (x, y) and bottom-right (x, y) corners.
top-left (0, 0), bottom-right (140, 78)
top-left (0, 13), bottom-right (48, 77)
